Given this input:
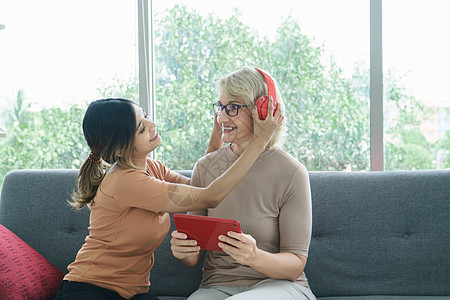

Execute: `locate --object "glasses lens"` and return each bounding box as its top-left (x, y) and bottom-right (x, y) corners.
top-left (226, 104), bottom-right (238, 116)
top-left (213, 103), bottom-right (220, 114)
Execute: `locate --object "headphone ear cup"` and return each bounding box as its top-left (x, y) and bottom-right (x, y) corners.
top-left (256, 96), bottom-right (268, 120)
top-left (256, 96), bottom-right (278, 120)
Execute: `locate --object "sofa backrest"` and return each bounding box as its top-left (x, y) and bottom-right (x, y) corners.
top-left (0, 169), bottom-right (88, 274)
top-left (305, 170), bottom-right (450, 297)
top-left (1, 169), bottom-right (449, 297)
top-left (0, 169), bottom-right (203, 297)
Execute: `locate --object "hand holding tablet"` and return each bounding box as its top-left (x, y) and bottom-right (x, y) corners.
top-left (173, 214), bottom-right (241, 252)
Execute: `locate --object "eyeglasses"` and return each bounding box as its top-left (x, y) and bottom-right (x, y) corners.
top-left (212, 103), bottom-right (249, 117)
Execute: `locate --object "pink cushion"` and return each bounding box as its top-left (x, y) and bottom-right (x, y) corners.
top-left (0, 224), bottom-right (64, 300)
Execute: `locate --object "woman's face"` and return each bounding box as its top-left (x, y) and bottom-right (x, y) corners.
top-left (217, 96), bottom-right (253, 152)
top-left (132, 104), bottom-right (161, 158)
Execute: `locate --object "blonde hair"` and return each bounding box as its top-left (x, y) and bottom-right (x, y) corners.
top-left (216, 66), bottom-right (286, 149)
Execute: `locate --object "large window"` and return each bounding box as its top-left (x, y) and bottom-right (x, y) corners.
top-left (1, 0), bottom-right (449, 186)
top-left (383, 0), bottom-right (450, 170)
top-left (153, 0), bottom-right (370, 171)
top-left (0, 1), bottom-right (137, 184)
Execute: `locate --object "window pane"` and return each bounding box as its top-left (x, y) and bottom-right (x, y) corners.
top-left (0, 1), bottom-right (137, 185)
top-left (153, 0), bottom-right (370, 171)
top-left (383, 0), bottom-right (450, 170)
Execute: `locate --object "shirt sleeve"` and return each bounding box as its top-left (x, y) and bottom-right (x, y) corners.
top-left (147, 158), bottom-right (182, 184)
top-left (187, 161), bottom-right (207, 216)
top-left (115, 168), bottom-right (172, 213)
top-left (279, 164), bottom-right (312, 257)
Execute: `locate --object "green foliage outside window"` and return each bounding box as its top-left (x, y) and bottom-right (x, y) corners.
top-left (0, 5), bottom-right (447, 186)
top-left (0, 91), bottom-right (88, 186)
top-left (153, 6), bottom-right (371, 170)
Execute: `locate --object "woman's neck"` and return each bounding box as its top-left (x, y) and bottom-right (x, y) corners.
top-left (132, 155), bottom-right (148, 170)
top-left (230, 140), bottom-right (253, 156)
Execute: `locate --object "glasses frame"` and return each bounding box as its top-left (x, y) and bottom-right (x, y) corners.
top-left (212, 102), bottom-right (249, 117)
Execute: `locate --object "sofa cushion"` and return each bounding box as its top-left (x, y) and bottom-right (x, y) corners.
top-left (0, 169), bottom-right (89, 273)
top-left (0, 224), bottom-right (64, 300)
top-left (305, 170), bottom-right (450, 298)
top-left (151, 216), bottom-right (204, 296)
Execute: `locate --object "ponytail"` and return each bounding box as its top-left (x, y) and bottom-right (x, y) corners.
top-left (69, 98), bottom-right (137, 209)
top-left (70, 153), bottom-right (110, 209)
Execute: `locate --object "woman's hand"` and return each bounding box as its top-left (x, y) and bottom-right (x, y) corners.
top-left (212, 112), bottom-right (222, 140)
top-left (205, 112), bottom-right (223, 154)
top-left (218, 230), bottom-right (306, 281)
top-left (252, 96), bottom-right (284, 149)
top-left (218, 231), bottom-right (259, 266)
top-left (170, 231), bottom-right (201, 260)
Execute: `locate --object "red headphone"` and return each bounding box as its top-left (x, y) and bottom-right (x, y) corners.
top-left (255, 68), bottom-right (278, 120)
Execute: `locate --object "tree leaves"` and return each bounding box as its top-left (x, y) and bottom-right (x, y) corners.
top-left (0, 4), bottom-right (437, 187)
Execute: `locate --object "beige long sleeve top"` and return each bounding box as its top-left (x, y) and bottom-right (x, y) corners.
top-left (190, 146), bottom-right (312, 288)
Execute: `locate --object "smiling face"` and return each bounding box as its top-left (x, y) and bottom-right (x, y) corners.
top-left (217, 95), bottom-right (253, 155)
top-left (132, 104), bottom-right (161, 162)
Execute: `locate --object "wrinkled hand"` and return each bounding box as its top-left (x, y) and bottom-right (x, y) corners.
top-left (170, 231), bottom-right (201, 260)
top-left (252, 97), bottom-right (284, 149)
top-left (205, 111), bottom-right (223, 154)
top-left (218, 231), bottom-right (259, 266)
top-left (211, 112), bottom-right (222, 140)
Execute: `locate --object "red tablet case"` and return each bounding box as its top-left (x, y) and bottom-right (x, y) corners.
top-left (173, 214), bottom-right (241, 252)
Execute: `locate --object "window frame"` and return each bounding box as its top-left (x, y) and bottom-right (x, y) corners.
top-left (370, 0), bottom-right (383, 171)
top-left (139, 0), bottom-right (385, 170)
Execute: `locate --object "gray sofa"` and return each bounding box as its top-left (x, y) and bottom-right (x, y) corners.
top-left (1, 169), bottom-right (449, 299)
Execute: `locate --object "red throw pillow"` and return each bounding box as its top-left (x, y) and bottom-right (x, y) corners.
top-left (0, 224), bottom-right (64, 300)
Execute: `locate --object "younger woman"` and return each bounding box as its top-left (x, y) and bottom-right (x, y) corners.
top-left (56, 97), bottom-right (282, 300)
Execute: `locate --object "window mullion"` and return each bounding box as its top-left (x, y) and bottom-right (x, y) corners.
top-left (370, 0), bottom-right (384, 171)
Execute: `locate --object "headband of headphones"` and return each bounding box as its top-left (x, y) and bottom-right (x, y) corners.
top-left (255, 68), bottom-right (276, 103)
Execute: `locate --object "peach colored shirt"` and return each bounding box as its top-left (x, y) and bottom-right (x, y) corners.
top-left (65, 158), bottom-right (181, 299)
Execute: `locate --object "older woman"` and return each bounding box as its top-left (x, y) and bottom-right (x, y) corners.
top-left (170, 67), bottom-right (316, 300)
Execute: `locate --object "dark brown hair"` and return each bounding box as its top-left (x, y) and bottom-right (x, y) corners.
top-left (70, 98), bottom-right (137, 208)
